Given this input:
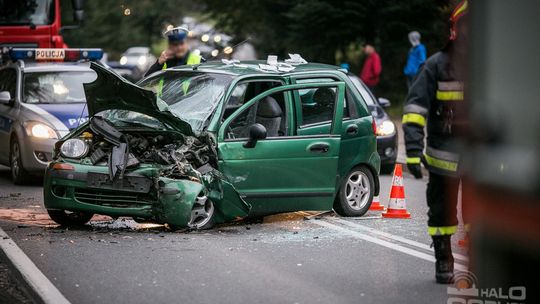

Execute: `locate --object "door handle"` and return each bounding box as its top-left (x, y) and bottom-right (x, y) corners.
top-left (346, 125), bottom-right (359, 135)
top-left (308, 143), bottom-right (330, 153)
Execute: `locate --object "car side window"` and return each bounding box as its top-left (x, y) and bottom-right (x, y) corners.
top-left (296, 77), bottom-right (358, 120)
top-left (222, 80), bottom-right (283, 121)
top-left (226, 91), bottom-right (288, 139)
top-left (298, 86), bottom-right (336, 126)
top-left (0, 69), bottom-right (17, 98)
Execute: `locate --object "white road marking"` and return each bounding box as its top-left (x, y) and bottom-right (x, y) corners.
top-left (0, 227), bottom-right (71, 304)
top-left (311, 218), bottom-right (468, 271)
top-left (330, 217), bottom-right (469, 262)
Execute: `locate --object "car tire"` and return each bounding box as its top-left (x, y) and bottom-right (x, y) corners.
top-left (334, 166), bottom-right (375, 217)
top-left (47, 209), bottom-right (94, 226)
top-left (186, 193), bottom-right (215, 230)
top-left (10, 138), bottom-right (31, 185)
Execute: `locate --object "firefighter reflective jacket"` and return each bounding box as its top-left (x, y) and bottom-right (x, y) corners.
top-left (402, 50), bottom-right (466, 176)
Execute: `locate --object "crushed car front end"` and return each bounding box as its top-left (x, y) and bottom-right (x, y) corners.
top-left (43, 63), bottom-right (250, 229)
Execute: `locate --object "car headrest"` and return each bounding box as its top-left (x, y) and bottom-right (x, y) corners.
top-left (313, 87), bottom-right (335, 106)
top-left (257, 96), bottom-right (282, 118)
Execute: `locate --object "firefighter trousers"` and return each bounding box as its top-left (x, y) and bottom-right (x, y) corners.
top-left (426, 172), bottom-right (469, 236)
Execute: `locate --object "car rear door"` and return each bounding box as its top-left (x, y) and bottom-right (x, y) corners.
top-left (218, 82), bottom-right (345, 214)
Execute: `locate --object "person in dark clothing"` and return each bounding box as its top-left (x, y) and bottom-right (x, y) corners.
top-left (145, 26), bottom-right (202, 77)
top-left (402, 0), bottom-right (469, 284)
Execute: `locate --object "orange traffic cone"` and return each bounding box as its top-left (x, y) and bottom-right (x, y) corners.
top-left (369, 195), bottom-right (385, 211)
top-left (382, 164), bottom-right (411, 218)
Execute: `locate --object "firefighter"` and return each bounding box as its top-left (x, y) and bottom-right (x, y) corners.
top-left (402, 0), bottom-right (469, 284)
top-left (145, 26), bottom-right (202, 76)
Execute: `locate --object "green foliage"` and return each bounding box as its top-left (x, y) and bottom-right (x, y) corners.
top-left (202, 0), bottom-right (455, 116)
top-left (60, 0), bottom-right (203, 58)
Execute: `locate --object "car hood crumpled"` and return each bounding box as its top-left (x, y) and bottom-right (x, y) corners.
top-left (83, 62), bottom-right (194, 135)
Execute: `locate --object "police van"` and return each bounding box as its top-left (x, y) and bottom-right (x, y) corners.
top-left (0, 48), bottom-right (102, 184)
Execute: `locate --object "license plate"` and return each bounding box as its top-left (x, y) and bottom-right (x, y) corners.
top-left (35, 48), bottom-right (65, 60)
top-left (86, 172), bottom-right (152, 193)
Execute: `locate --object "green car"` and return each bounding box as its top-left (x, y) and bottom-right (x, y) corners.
top-left (44, 59), bottom-right (380, 229)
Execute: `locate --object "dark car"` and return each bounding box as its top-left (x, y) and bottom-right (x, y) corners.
top-left (348, 74), bottom-right (398, 174)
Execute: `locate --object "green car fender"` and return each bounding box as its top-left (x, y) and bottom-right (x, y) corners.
top-left (155, 175), bottom-right (251, 228)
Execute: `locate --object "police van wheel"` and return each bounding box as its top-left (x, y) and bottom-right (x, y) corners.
top-left (10, 138), bottom-right (31, 185)
top-left (47, 209), bottom-right (94, 226)
top-left (334, 166), bottom-right (374, 217)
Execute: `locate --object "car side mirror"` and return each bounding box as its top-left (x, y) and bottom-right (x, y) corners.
top-left (0, 91), bottom-right (12, 105)
top-left (378, 97), bottom-right (391, 108)
top-left (243, 123), bottom-right (267, 148)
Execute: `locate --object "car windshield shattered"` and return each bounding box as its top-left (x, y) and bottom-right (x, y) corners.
top-left (139, 71), bottom-right (233, 134)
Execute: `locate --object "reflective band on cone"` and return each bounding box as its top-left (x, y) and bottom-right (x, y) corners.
top-left (382, 164), bottom-right (411, 219)
top-left (369, 195), bottom-right (385, 211)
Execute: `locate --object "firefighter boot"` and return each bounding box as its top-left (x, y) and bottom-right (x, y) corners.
top-left (432, 235), bottom-right (454, 284)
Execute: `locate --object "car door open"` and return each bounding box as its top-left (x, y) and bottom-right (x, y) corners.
top-left (218, 82), bottom-right (345, 215)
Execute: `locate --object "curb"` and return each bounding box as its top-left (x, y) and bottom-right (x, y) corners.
top-left (0, 227), bottom-right (71, 304)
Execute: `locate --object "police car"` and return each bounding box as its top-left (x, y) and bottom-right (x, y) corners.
top-left (0, 48), bottom-right (101, 184)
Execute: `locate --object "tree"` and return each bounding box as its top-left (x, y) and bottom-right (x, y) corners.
top-left (202, 0), bottom-right (454, 108)
top-left (60, 0), bottom-right (203, 58)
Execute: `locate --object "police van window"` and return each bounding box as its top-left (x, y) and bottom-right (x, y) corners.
top-left (223, 80), bottom-right (283, 121)
top-left (23, 71), bottom-right (96, 104)
top-left (0, 69), bottom-right (17, 98)
top-left (226, 90), bottom-right (288, 139)
top-left (296, 77), bottom-right (357, 119)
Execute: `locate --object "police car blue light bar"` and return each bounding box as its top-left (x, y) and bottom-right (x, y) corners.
top-left (9, 48), bottom-right (103, 62)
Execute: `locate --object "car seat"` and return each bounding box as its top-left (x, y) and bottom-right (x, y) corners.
top-left (256, 96), bottom-right (283, 137)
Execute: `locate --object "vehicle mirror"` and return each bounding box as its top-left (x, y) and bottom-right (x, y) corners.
top-left (378, 97), bottom-right (391, 108)
top-left (243, 123), bottom-right (267, 148)
top-left (0, 91), bottom-right (12, 105)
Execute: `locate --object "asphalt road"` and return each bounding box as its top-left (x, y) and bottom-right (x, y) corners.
top-left (0, 164), bottom-right (469, 304)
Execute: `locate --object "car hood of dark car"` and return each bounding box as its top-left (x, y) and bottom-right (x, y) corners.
top-left (84, 62), bottom-right (194, 135)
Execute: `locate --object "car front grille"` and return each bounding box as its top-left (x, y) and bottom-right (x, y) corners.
top-left (73, 188), bottom-right (154, 208)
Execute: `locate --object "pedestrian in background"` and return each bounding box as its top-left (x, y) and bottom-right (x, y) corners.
top-left (403, 31), bottom-right (427, 87)
top-left (360, 43), bottom-right (382, 95)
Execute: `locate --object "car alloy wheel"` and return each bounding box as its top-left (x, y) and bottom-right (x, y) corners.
top-left (334, 166), bottom-right (375, 217)
top-left (188, 193), bottom-right (215, 229)
top-left (345, 170), bottom-right (371, 210)
top-left (10, 139), bottom-right (30, 184)
top-left (10, 141), bottom-right (20, 180)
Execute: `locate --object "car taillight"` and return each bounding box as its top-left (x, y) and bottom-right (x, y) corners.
top-left (372, 118), bottom-right (377, 135)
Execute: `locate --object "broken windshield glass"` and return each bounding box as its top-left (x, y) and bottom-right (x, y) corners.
top-left (140, 71), bottom-right (233, 134)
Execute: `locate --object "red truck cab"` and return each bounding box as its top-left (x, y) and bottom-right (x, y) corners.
top-left (0, 0), bottom-right (83, 49)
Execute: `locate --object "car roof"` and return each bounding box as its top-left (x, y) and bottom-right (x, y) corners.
top-left (12, 61), bottom-right (94, 73)
top-left (167, 60), bottom-right (344, 77)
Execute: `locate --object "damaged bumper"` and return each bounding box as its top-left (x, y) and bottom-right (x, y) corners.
top-left (44, 162), bottom-right (250, 228)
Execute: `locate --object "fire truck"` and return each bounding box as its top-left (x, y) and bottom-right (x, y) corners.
top-left (0, 0), bottom-right (84, 49)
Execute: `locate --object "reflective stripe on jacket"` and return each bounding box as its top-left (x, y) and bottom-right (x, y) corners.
top-left (402, 51), bottom-right (465, 176)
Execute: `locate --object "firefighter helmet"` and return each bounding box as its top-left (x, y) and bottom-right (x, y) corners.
top-left (449, 0), bottom-right (469, 41)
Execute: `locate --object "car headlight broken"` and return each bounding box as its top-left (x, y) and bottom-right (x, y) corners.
top-left (60, 138), bottom-right (89, 159)
top-left (377, 120), bottom-right (396, 136)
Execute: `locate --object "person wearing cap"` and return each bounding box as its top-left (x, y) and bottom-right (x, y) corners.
top-left (145, 27), bottom-right (202, 76)
top-left (402, 0), bottom-right (469, 284)
top-left (403, 31), bottom-right (427, 88)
